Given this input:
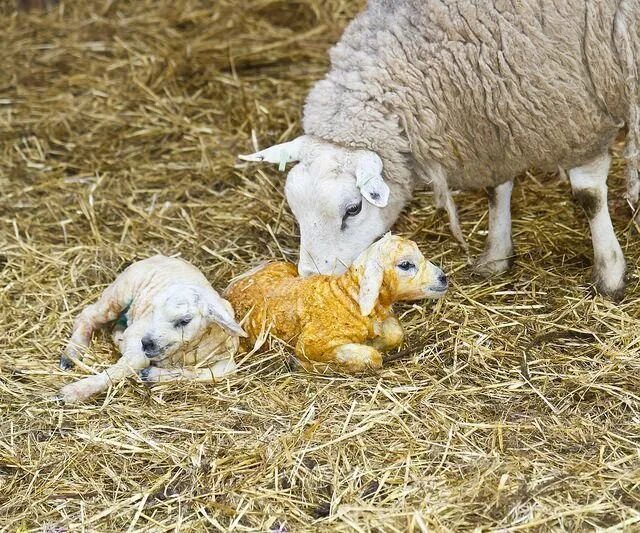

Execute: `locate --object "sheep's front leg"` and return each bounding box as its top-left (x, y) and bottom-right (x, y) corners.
top-left (139, 357), bottom-right (237, 383)
top-left (569, 153), bottom-right (626, 300)
top-left (474, 180), bottom-right (514, 277)
top-left (61, 287), bottom-right (128, 370)
top-left (58, 351), bottom-right (149, 404)
top-left (371, 316), bottom-right (404, 352)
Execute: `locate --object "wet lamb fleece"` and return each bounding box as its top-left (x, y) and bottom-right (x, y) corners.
top-left (225, 235), bottom-right (448, 373)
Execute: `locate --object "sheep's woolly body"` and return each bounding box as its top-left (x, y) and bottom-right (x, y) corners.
top-left (303, 0), bottom-right (639, 204)
top-left (615, 0), bottom-right (640, 204)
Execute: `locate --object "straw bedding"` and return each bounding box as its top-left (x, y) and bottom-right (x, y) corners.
top-left (1, 1), bottom-right (639, 530)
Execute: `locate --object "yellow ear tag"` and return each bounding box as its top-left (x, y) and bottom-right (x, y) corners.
top-left (278, 150), bottom-right (288, 172)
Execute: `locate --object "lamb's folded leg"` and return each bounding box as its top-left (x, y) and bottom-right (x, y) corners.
top-left (61, 285), bottom-right (128, 370)
top-left (58, 329), bottom-right (149, 404)
top-left (326, 344), bottom-right (383, 373)
top-left (111, 322), bottom-right (126, 351)
top-left (569, 153), bottom-right (626, 300)
top-left (139, 357), bottom-right (237, 383)
top-left (474, 180), bottom-right (514, 277)
top-left (371, 316), bottom-right (404, 352)
top-left (294, 326), bottom-right (382, 373)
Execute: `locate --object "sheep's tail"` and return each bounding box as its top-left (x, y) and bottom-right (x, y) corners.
top-left (429, 163), bottom-right (469, 251)
top-left (614, 0), bottom-right (639, 209)
top-left (625, 117), bottom-right (640, 209)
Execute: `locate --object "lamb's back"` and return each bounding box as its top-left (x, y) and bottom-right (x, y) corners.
top-left (225, 262), bottom-right (304, 343)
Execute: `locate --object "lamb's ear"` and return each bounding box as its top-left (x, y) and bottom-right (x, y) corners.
top-left (358, 255), bottom-right (385, 317)
top-left (202, 290), bottom-right (247, 337)
top-left (355, 151), bottom-right (389, 208)
top-left (239, 136), bottom-right (308, 168)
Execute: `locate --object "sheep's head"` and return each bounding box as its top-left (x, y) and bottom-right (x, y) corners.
top-left (240, 135), bottom-right (403, 277)
top-left (139, 286), bottom-right (245, 359)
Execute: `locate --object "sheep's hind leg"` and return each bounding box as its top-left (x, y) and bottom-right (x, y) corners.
top-left (61, 295), bottom-right (125, 370)
top-left (474, 180), bottom-right (514, 277)
top-left (569, 153), bottom-right (626, 300)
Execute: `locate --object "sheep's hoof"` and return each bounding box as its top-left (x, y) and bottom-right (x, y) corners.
top-left (473, 253), bottom-right (512, 278)
top-left (593, 275), bottom-right (625, 302)
top-left (592, 255), bottom-right (626, 302)
top-left (59, 355), bottom-right (74, 371)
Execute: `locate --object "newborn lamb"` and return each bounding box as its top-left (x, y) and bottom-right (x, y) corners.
top-left (58, 255), bottom-right (246, 403)
top-left (224, 234), bottom-right (447, 373)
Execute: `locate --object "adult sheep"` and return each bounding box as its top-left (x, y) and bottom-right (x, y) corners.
top-left (241, 0), bottom-right (639, 300)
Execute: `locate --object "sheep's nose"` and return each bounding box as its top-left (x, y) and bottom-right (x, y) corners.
top-left (438, 272), bottom-right (448, 287)
top-left (141, 336), bottom-right (157, 355)
top-left (298, 264), bottom-right (315, 278)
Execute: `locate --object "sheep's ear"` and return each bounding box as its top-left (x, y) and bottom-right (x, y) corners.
top-left (355, 151), bottom-right (389, 208)
top-left (358, 254), bottom-right (385, 317)
top-left (239, 136), bottom-right (307, 168)
top-left (202, 290), bottom-right (247, 337)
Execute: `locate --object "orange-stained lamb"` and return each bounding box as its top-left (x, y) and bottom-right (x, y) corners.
top-left (225, 234), bottom-right (448, 373)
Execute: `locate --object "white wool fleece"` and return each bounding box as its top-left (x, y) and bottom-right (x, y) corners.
top-left (243, 0), bottom-right (638, 299)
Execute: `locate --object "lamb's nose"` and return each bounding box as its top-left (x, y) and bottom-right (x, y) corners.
top-left (141, 336), bottom-right (157, 354)
top-left (439, 272), bottom-right (448, 286)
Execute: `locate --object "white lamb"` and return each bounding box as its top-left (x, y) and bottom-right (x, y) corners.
top-left (241, 0), bottom-right (639, 300)
top-left (58, 255), bottom-right (246, 403)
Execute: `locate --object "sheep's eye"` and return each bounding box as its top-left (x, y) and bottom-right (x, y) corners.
top-left (397, 261), bottom-right (415, 271)
top-left (174, 317), bottom-right (192, 328)
top-left (344, 201), bottom-right (362, 219)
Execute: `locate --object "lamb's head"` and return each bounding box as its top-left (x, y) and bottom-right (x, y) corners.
top-left (240, 135), bottom-right (404, 277)
top-left (353, 234), bottom-right (448, 316)
top-left (139, 285), bottom-right (245, 359)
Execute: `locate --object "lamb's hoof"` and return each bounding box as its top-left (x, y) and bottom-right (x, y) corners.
top-left (59, 355), bottom-right (74, 371)
top-left (52, 395), bottom-right (65, 406)
top-left (473, 253), bottom-right (512, 278)
top-left (57, 385), bottom-right (79, 404)
top-left (285, 355), bottom-right (302, 372)
top-left (138, 367), bottom-right (154, 383)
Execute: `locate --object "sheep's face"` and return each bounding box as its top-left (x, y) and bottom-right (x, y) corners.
top-left (287, 152), bottom-right (402, 276)
top-left (239, 136), bottom-right (403, 277)
top-left (139, 286), bottom-right (244, 359)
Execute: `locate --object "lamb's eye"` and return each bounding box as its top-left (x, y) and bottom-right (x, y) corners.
top-left (344, 201), bottom-right (362, 219)
top-left (174, 317), bottom-right (192, 328)
top-left (397, 261), bottom-right (415, 271)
